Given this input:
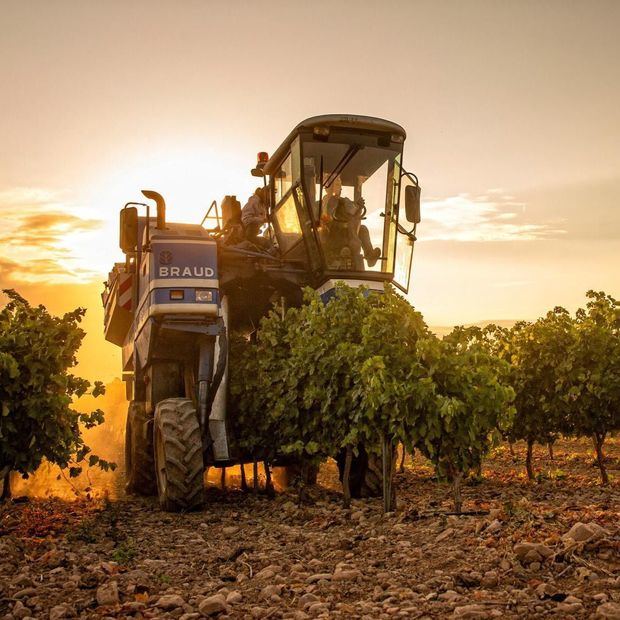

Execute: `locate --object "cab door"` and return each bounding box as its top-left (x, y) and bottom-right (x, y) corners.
top-left (393, 173), bottom-right (418, 293)
top-left (270, 146), bottom-right (322, 274)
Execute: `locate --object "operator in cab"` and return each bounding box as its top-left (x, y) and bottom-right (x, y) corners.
top-left (321, 175), bottom-right (381, 268)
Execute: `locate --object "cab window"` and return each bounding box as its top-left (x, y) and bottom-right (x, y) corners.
top-left (272, 190), bottom-right (302, 253)
top-left (274, 153), bottom-right (293, 204)
top-left (302, 138), bottom-right (400, 274)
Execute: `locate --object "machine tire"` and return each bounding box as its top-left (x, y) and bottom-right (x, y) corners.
top-left (153, 398), bottom-right (205, 512)
top-left (281, 462), bottom-right (319, 488)
top-left (125, 401), bottom-right (157, 496)
top-left (336, 445), bottom-right (383, 498)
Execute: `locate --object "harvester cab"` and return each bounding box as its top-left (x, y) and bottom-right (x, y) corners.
top-left (102, 114), bottom-right (421, 511)
top-left (260, 115), bottom-right (420, 297)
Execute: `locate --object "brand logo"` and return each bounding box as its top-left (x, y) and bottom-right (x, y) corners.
top-left (158, 266), bottom-right (215, 277)
top-left (159, 251), bottom-right (173, 265)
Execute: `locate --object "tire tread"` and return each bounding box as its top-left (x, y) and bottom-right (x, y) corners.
top-left (154, 398), bottom-right (204, 512)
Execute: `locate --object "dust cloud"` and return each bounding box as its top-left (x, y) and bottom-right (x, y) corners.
top-left (10, 380), bottom-right (293, 499)
top-left (11, 379), bottom-right (128, 499)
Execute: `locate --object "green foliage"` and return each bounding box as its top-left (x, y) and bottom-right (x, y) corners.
top-left (230, 284), bottom-right (619, 499)
top-left (360, 321), bottom-right (515, 511)
top-left (413, 329), bottom-right (514, 481)
top-left (230, 284), bottom-right (514, 509)
top-left (561, 291), bottom-right (620, 439)
top-left (558, 291), bottom-right (620, 483)
top-left (490, 309), bottom-right (576, 447)
top-left (355, 286), bottom-right (430, 453)
top-left (0, 289), bottom-right (114, 481)
top-left (230, 284), bottom-right (412, 465)
top-left (482, 291), bottom-right (620, 483)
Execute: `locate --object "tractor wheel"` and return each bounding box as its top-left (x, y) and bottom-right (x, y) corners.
top-left (336, 446), bottom-right (383, 498)
top-left (125, 401), bottom-right (157, 496)
top-left (153, 398), bottom-right (205, 512)
top-left (281, 462), bottom-right (319, 488)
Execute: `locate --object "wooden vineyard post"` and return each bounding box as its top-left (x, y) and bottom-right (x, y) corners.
top-left (264, 461), bottom-right (275, 497)
top-left (593, 433), bottom-right (609, 485)
top-left (240, 463), bottom-right (248, 492)
top-left (1, 468), bottom-right (11, 501)
top-left (526, 439), bottom-right (535, 481)
top-left (342, 446), bottom-right (353, 508)
top-left (382, 435), bottom-right (395, 513)
top-left (253, 459), bottom-right (259, 494)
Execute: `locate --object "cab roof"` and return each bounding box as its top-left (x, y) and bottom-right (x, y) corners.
top-left (264, 114), bottom-right (406, 175)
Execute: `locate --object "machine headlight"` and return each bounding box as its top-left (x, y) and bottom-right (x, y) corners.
top-left (195, 289), bottom-right (213, 303)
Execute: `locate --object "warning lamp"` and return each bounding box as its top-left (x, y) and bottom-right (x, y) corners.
top-left (251, 152), bottom-right (269, 177)
top-left (313, 126), bottom-right (330, 141)
top-left (169, 290), bottom-right (184, 300)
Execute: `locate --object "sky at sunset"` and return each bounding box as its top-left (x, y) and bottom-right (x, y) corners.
top-left (1, 0), bottom-right (619, 381)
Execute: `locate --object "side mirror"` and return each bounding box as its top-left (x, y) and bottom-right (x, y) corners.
top-left (404, 184), bottom-right (421, 224)
top-left (119, 207), bottom-right (138, 253)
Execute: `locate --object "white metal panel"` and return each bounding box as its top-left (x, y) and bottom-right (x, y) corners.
top-left (149, 303), bottom-right (219, 316)
top-left (209, 294), bottom-right (229, 460)
top-left (149, 278), bottom-right (219, 289)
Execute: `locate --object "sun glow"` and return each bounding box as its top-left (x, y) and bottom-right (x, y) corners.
top-left (82, 146), bottom-right (261, 274)
top-left (2, 146), bottom-right (262, 284)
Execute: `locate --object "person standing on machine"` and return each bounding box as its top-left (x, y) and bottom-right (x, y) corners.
top-left (242, 186), bottom-right (269, 247)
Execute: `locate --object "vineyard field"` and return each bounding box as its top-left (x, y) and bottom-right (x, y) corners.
top-left (1, 437), bottom-right (618, 619)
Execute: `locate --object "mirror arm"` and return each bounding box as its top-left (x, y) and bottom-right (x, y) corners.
top-left (397, 222), bottom-right (417, 240)
top-left (400, 169), bottom-right (419, 186)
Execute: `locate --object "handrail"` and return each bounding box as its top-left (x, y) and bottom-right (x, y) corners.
top-left (200, 200), bottom-right (221, 230)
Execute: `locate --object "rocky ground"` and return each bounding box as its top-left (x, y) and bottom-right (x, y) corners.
top-left (1, 438), bottom-right (619, 619)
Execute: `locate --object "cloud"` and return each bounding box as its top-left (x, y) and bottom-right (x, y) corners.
top-left (0, 257), bottom-right (93, 282)
top-left (0, 187), bottom-right (103, 284)
top-left (421, 192), bottom-right (566, 242)
top-left (0, 212), bottom-right (100, 251)
top-left (0, 257), bottom-right (19, 277)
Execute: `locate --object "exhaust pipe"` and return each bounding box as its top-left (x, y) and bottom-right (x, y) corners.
top-left (141, 190), bottom-right (166, 230)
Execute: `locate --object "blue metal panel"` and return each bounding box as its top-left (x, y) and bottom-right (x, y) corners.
top-left (151, 241), bottom-right (218, 281)
top-left (152, 288), bottom-right (219, 306)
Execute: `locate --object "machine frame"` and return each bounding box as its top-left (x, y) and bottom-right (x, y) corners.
top-left (103, 114), bottom-right (421, 510)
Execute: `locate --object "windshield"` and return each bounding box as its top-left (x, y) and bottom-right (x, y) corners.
top-left (301, 138), bottom-right (400, 274)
